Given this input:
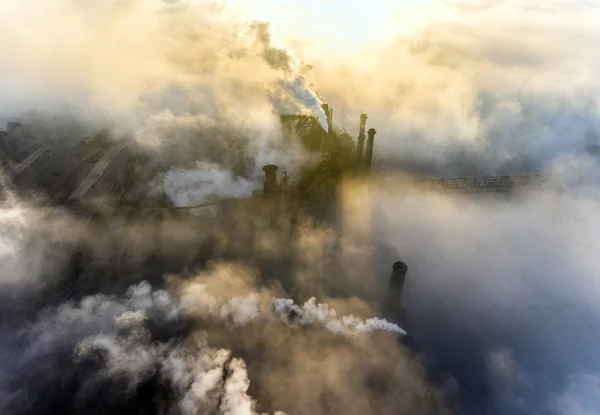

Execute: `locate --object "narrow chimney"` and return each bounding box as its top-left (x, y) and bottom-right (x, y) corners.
top-left (364, 128), bottom-right (376, 174)
top-left (320, 103), bottom-right (330, 154)
top-left (321, 103), bottom-right (330, 127)
top-left (328, 107), bottom-right (333, 132)
top-left (356, 114), bottom-right (368, 167)
top-left (262, 164), bottom-right (279, 196)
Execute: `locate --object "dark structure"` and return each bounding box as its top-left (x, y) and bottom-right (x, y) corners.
top-left (262, 164), bottom-right (280, 196)
top-left (356, 113), bottom-right (368, 166)
top-left (389, 261), bottom-right (408, 298)
top-left (405, 174), bottom-right (550, 193)
top-left (279, 104), bottom-right (375, 175)
top-left (386, 261), bottom-right (410, 334)
top-left (0, 126), bottom-right (144, 222)
top-left (364, 128), bottom-right (376, 174)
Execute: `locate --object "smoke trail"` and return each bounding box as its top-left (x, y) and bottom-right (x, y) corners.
top-left (280, 77), bottom-right (329, 133)
top-left (273, 297), bottom-right (406, 335)
top-left (1, 271), bottom-right (418, 415)
top-left (161, 162), bottom-right (258, 207)
top-left (0, 0), bottom-right (326, 202)
top-left (248, 20), bottom-right (329, 132)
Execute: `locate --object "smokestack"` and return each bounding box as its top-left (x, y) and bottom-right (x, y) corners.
top-left (328, 107), bottom-right (333, 132)
top-left (389, 261), bottom-right (408, 299)
top-left (356, 114), bottom-right (368, 167)
top-left (386, 261), bottom-right (411, 344)
top-left (262, 164), bottom-right (279, 196)
top-left (321, 104), bottom-right (329, 128)
top-left (364, 128), bottom-right (376, 174)
top-left (320, 103), bottom-right (329, 153)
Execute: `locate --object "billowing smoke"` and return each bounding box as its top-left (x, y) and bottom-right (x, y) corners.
top-left (364, 168), bottom-right (600, 413)
top-left (161, 162), bottom-right (258, 206)
top-left (0, 211), bottom-right (426, 415)
top-left (2, 0), bottom-right (600, 414)
top-left (294, 1), bottom-right (600, 177)
top-left (0, 0), bottom-right (323, 205)
top-left (280, 77), bottom-right (329, 133)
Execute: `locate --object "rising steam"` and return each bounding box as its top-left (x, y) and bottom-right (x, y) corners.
top-left (2, 0), bottom-right (600, 414)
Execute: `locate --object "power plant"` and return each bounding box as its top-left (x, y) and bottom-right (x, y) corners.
top-left (0, 105), bottom-right (514, 415)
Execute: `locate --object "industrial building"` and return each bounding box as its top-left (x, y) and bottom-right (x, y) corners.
top-left (0, 107), bottom-right (447, 413)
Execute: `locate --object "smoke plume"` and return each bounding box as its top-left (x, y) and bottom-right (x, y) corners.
top-left (2, 0), bottom-right (600, 414)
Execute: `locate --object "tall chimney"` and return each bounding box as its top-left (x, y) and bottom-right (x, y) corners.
top-left (356, 114), bottom-right (368, 167)
top-left (387, 261), bottom-right (411, 345)
top-left (320, 103), bottom-right (329, 154)
top-left (364, 128), bottom-right (376, 174)
top-left (328, 107), bottom-right (333, 132)
top-left (389, 261), bottom-right (408, 299)
top-left (262, 164), bottom-right (279, 196)
top-left (321, 103), bottom-right (330, 129)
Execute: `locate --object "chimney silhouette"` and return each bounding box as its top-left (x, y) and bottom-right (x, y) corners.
top-left (364, 128), bottom-right (376, 174)
top-left (356, 114), bottom-right (368, 168)
top-left (386, 261), bottom-right (411, 345)
top-left (389, 261), bottom-right (408, 300)
top-left (262, 164), bottom-right (279, 196)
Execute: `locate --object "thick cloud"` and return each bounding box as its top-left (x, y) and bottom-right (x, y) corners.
top-left (0, 0), bottom-right (323, 205)
top-left (2, 0), bottom-right (600, 413)
top-left (0, 226), bottom-right (425, 415)
top-left (299, 1), bottom-right (600, 176)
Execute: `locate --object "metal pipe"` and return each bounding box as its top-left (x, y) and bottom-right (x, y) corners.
top-left (356, 114), bottom-right (368, 167)
top-left (364, 128), bottom-right (376, 174)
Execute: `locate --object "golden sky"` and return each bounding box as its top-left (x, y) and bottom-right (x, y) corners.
top-left (226, 0), bottom-right (444, 58)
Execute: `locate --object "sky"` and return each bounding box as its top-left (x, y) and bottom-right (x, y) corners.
top-left (226, 0), bottom-right (428, 55)
top-left (220, 0), bottom-right (600, 176)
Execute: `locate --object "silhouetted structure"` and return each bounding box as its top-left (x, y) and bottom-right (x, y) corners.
top-left (262, 164), bottom-right (280, 196)
top-left (356, 113), bottom-right (368, 166)
top-left (364, 128), bottom-right (376, 174)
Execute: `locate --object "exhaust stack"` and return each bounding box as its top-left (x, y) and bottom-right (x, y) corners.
top-left (364, 128), bottom-right (377, 174)
top-left (387, 261), bottom-right (411, 343)
top-left (321, 103), bottom-right (333, 132)
top-left (389, 261), bottom-right (408, 299)
top-left (356, 114), bottom-right (368, 167)
top-left (262, 164), bottom-right (279, 196)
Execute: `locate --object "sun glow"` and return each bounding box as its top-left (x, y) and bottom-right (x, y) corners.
top-left (226, 0), bottom-right (443, 58)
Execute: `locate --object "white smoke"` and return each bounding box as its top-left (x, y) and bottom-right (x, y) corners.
top-left (2, 276), bottom-right (408, 413)
top-left (74, 312), bottom-right (286, 415)
top-left (281, 77), bottom-right (329, 133)
top-left (273, 297), bottom-right (407, 335)
top-left (180, 279), bottom-right (406, 334)
top-left (162, 162), bottom-right (258, 207)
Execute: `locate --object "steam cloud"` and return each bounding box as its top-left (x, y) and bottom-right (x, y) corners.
top-left (2, 0), bottom-right (600, 414)
top-left (0, 0), bottom-right (325, 206)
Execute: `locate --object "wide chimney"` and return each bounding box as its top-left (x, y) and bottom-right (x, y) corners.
top-left (356, 114), bottom-right (368, 167)
top-left (364, 128), bottom-right (376, 174)
top-left (262, 164), bottom-right (279, 196)
top-left (387, 261), bottom-right (411, 345)
top-left (389, 261), bottom-right (408, 300)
